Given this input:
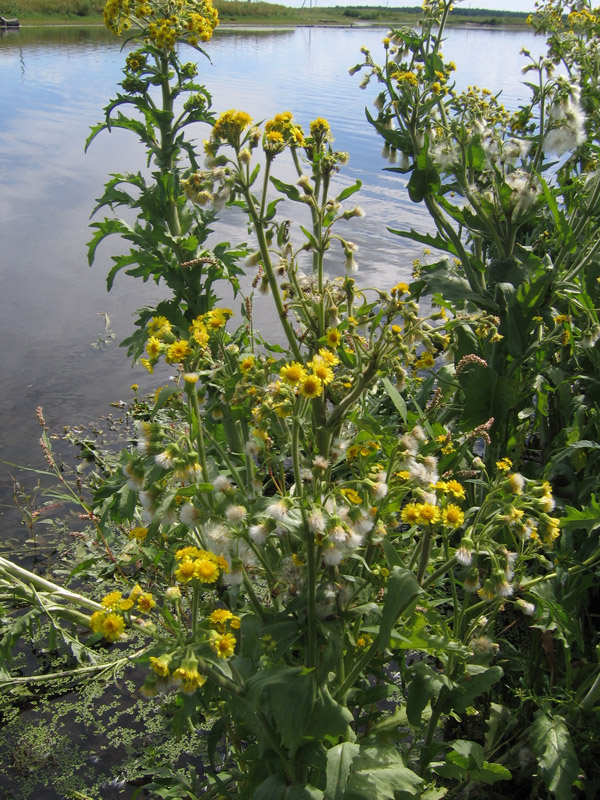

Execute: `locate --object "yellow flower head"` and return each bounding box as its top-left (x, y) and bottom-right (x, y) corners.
top-left (212, 109), bottom-right (253, 145)
top-left (442, 504), bottom-right (465, 529)
top-left (341, 487), bottom-right (363, 505)
top-left (400, 503), bottom-right (419, 525)
top-left (496, 457), bottom-right (513, 473)
top-left (300, 374), bottom-right (324, 399)
top-left (444, 480), bottom-right (466, 500)
top-left (309, 117), bottom-right (332, 142)
top-left (240, 355), bottom-right (255, 375)
top-left (325, 328), bottom-right (341, 348)
top-left (173, 665), bottom-right (206, 693)
top-left (137, 592), bottom-right (155, 613)
top-left (146, 336), bottom-right (162, 359)
top-left (415, 503), bottom-right (441, 526)
top-left (209, 608), bottom-right (234, 627)
top-left (101, 590), bottom-right (123, 610)
top-left (308, 357), bottom-right (334, 385)
top-left (101, 612), bottom-right (126, 642)
top-left (148, 315), bottom-right (172, 338)
top-left (174, 556), bottom-right (197, 583)
top-left (280, 361), bottom-right (307, 386)
top-left (194, 557), bottom-right (220, 583)
top-left (166, 339), bottom-right (192, 364)
top-left (210, 632), bottom-right (237, 659)
top-left (130, 526), bottom-right (148, 542)
top-left (149, 653), bottom-right (172, 677)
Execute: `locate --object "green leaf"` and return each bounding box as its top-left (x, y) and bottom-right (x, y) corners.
top-left (559, 493), bottom-right (600, 532)
top-left (324, 742), bottom-right (359, 800)
top-left (377, 567), bottom-right (422, 652)
top-left (337, 180), bottom-right (362, 202)
top-left (271, 177), bottom-right (301, 202)
top-left (457, 365), bottom-right (519, 431)
top-left (382, 377), bottom-right (407, 423)
top-left (345, 746), bottom-right (423, 799)
top-left (407, 165), bottom-right (441, 203)
top-left (253, 774), bottom-right (287, 800)
top-left (406, 662), bottom-right (453, 727)
top-left (530, 713), bottom-right (580, 800)
top-left (450, 665), bottom-right (503, 713)
top-left (246, 666), bottom-right (316, 755)
top-left (388, 227), bottom-right (457, 256)
top-left (285, 786), bottom-right (324, 800)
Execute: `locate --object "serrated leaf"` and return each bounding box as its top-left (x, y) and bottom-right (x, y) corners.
top-left (530, 712), bottom-right (579, 800)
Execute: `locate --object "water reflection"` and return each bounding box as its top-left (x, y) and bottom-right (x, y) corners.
top-left (0, 24), bottom-right (544, 544)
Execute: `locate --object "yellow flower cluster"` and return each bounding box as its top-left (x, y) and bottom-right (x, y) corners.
top-left (264, 112), bottom-right (305, 150)
top-left (309, 117), bottom-right (332, 142)
top-left (279, 349), bottom-right (339, 400)
top-left (173, 546), bottom-right (229, 584)
top-left (90, 585), bottom-right (154, 641)
top-left (141, 308), bottom-right (232, 372)
top-left (103, 0), bottom-right (218, 49)
top-left (208, 109), bottom-right (253, 149)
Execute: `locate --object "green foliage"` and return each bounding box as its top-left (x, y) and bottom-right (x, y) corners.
top-left (1, 1), bottom-right (600, 798)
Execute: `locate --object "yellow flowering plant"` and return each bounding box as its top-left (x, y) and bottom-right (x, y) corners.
top-left (1, 2), bottom-right (600, 798)
top-left (86, 0), bottom-right (244, 359)
top-left (356, 0), bottom-right (600, 486)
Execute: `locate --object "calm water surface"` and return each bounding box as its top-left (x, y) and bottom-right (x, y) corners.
top-left (0, 24), bottom-right (545, 545)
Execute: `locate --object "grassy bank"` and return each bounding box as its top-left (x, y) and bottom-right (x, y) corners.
top-left (3, 1), bottom-right (530, 28)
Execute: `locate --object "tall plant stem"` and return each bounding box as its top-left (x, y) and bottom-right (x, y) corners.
top-left (241, 178), bottom-right (302, 362)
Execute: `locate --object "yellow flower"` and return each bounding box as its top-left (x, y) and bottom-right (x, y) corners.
top-left (166, 339), bottom-right (192, 364)
top-left (148, 315), bottom-right (172, 338)
top-left (310, 117), bottom-right (331, 139)
top-left (194, 558), bottom-right (220, 583)
top-left (415, 503), bottom-right (441, 526)
top-left (318, 347), bottom-right (339, 366)
top-left (325, 328), bottom-right (341, 348)
top-left (300, 374), bottom-right (324, 399)
top-left (212, 109), bottom-right (253, 144)
top-left (101, 591), bottom-right (123, 610)
top-left (174, 557), bottom-right (197, 583)
top-left (308, 357), bottom-right (334, 385)
top-left (444, 480), bottom-right (465, 500)
top-left (173, 665), bottom-right (206, 693)
top-left (129, 584), bottom-right (143, 602)
top-left (137, 592), bottom-right (155, 612)
top-left (101, 612), bottom-right (126, 642)
top-left (209, 608), bottom-right (234, 628)
top-left (149, 653), bottom-right (172, 677)
top-left (401, 503), bottom-right (419, 525)
top-left (130, 526), bottom-right (148, 542)
top-left (118, 598), bottom-right (134, 611)
top-left (442, 504), bottom-right (465, 528)
top-left (210, 632), bottom-right (236, 659)
top-left (496, 457), bottom-right (512, 472)
top-left (240, 355), bottom-right (255, 374)
top-left (341, 487), bottom-right (363, 505)
top-left (280, 362), bottom-right (307, 385)
top-left (146, 336), bottom-right (161, 359)
top-left (175, 545), bottom-right (203, 561)
top-left (90, 610), bottom-right (106, 633)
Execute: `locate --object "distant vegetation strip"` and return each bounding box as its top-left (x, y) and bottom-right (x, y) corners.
top-left (2, 0), bottom-right (530, 26)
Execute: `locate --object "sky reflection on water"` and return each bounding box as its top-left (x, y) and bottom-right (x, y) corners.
top-left (0, 24), bottom-right (544, 539)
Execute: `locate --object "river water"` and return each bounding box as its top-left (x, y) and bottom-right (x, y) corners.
top-left (0, 23), bottom-right (545, 548)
